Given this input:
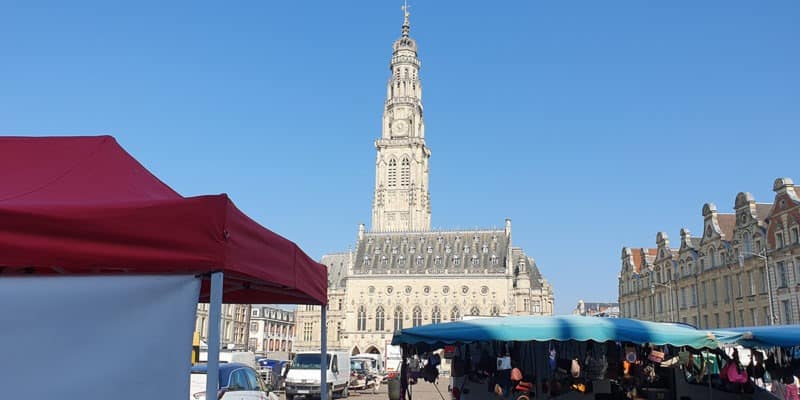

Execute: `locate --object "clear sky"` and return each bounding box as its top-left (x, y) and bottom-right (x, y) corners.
top-left (2, 1), bottom-right (798, 314)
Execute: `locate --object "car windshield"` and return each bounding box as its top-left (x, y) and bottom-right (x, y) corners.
top-left (293, 354), bottom-right (331, 370)
top-left (351, 360), bottom-right (367, 371)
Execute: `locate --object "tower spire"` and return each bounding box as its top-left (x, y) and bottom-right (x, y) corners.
top-left (401, 0), bottom-right (410, 37)
top-left (372, 3), bottom-right (430, 233)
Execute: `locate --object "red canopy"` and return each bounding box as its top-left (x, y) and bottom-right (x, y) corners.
top-left (0, 136), bottom-right (327, 304)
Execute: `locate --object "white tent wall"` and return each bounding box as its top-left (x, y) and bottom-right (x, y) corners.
top-left (0, 275), bottom-right (201, 400)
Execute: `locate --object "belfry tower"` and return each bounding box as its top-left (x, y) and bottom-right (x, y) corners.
top-left (371, 4), bottom-right (431, 232)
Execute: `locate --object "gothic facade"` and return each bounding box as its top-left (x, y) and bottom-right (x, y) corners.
top-left (619, 177), bottom-right (800, 328)
top-left (295, 9), bottom-right (554, 355)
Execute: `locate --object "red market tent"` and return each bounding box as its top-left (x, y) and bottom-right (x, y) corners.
top-left (0, 135), bottom-right (327, 305)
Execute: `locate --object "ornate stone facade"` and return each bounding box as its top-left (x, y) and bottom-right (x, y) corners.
top-left (248, 305), bottom-right (296, 357)
top-left (619, 178), bottom-right (800, 328)
top-left (295, 9), bottom-right (554, 355)
top-left (195, 303), bottom-right (249, 350)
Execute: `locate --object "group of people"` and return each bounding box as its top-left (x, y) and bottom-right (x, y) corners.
top-left (682, 347), bottom-right (799, 400)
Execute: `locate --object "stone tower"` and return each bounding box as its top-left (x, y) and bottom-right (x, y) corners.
top-left (371, 5), bottom-right (431, 232)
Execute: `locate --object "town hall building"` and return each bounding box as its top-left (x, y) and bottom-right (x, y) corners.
top-left (295, 7), bottom-right (554, 356)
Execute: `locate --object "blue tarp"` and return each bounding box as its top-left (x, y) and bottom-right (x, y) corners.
top-left (713, 325), bottom-right (800, 348)
top-left (391, 315), bottom-right (721, 349)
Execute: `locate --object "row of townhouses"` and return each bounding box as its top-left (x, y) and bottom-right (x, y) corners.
top-left (619, 177), bottom-right (800, 328)
top-left (195, 304), bottom-right (296, 356)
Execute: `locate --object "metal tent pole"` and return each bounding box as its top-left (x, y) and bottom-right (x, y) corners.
top-left (206, 272), bottom-right (224, 400)
top-left (321, 305), bottom-right (328, 400)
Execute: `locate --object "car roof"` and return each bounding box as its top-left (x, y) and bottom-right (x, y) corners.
top-left (191, 363), bottom-right (254, 374)
top-left (191, 363), bottom-right (254, 389)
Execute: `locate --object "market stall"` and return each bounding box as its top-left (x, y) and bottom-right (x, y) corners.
top-left (391, 316), bottom-right (779, 400)
top-left (0, 136), bottom-right (328, 400)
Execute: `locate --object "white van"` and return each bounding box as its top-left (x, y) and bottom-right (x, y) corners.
top-left (385, 345), bottom-right (402, 375)
top-left (199, 350), bottom-right (259, 370)
top-left (284, 351), bottom-right (350, 400)
top-left (352, 353), bottom-right (384, 374)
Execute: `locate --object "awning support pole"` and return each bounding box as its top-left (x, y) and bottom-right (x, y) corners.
top-left (321, 304), bottom-right (328, 400)
top-left (206, 271), bottom-right (224, 400)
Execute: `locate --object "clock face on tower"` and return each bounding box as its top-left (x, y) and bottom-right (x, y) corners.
top-left (391, 120), bottom-right (408, 136)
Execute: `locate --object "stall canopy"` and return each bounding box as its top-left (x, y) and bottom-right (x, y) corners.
top-left (0, 135), bottom-right (327, 304)
top-left (713, 325), bottom-right (800, 348)
top-left (392, 315), bottom-right (720, 349)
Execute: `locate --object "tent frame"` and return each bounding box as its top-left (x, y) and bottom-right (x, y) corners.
top-left (205, 272), bottom-right (330, 400)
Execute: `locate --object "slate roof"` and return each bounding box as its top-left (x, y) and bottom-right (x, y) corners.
top-left (353, 229), bottom-right (510, 275)
top-left (321, 252), bottom-right (350, 290)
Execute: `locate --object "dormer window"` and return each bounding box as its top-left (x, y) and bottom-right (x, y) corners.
top-left (491, 255), bottom-right (499, 265)
top-left (434, 256), bottom-right (441, 266)
top-left (471, 256), bottom-right (479, 266)
top-left (463, 245), bottom-right (470, 253)
top-left (392, 247), bottom-right (398, 254)
top-left (482, 245), bottom-right (488, 254)
top-left (381, 256), bottom-right (388, 265)
top-left (416, 256), bottom-right (424, 266)
top-left (427, 246), bottom-right (433, 254)
top-left (437, 236), bottom-right (443, 244)
top-left (409, 246), bottom-right (415, 253)
top-left (445, 245), bottom-right (451, 254)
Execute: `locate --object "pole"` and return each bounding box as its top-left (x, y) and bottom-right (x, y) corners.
top-left (764, 254), bottom-right (775, 325)
top-left (729, 270), bottom-right (736, 327)
top-left (694, 274), bottom-right (701, 327)
top-left (674, 281), bottom-right (681, 323)
top-left (206, 272), bottom-right (224, 400)
top-left (651, 289), bottom-right (656, 321)
top-left (321, 304), bottom-right (328, 400)
top-left (245, 304), bottom-right (252, 351)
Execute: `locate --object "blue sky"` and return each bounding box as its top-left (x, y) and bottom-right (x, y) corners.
top-left (1, 1), bottom-right (798, 314)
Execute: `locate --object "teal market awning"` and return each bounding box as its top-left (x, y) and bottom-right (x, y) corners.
top-left (391, 315), bottom-right (721, 349)
top-left (713, 325), bottom-right (800, 348)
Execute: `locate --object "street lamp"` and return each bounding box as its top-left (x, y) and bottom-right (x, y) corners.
top-left (738, 250), bottom-right (775, 325)
top-left (650, 282), bottom-right (675, 322)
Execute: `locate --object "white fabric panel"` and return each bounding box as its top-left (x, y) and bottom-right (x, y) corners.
top-left (0, 275), bottom-right (200, 400)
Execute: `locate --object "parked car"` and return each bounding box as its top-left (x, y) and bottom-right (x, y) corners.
top-left (190, 362), bottom-right (269, 400)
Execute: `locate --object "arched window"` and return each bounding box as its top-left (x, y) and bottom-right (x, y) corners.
top-left (431, 306), bottom-right (441, 324)
top-left (412, 306), bottom-right (422, 327)
top-left (450, 307), bottom-right (461, 321)
top-left (357, 306), bottom-right (367, 331)
top-left (375, 306), bottom-right (385, 331)
top-left (387, 159), bottom-right (397, 187)
top-left (470, 306), bottom-right (480, 316)
top-left (490, 306), bottom-right (500, 317)
top-left (393, 307), bottom-right (404, 331)
top-left (401, 158), bottom-right (410, 187)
